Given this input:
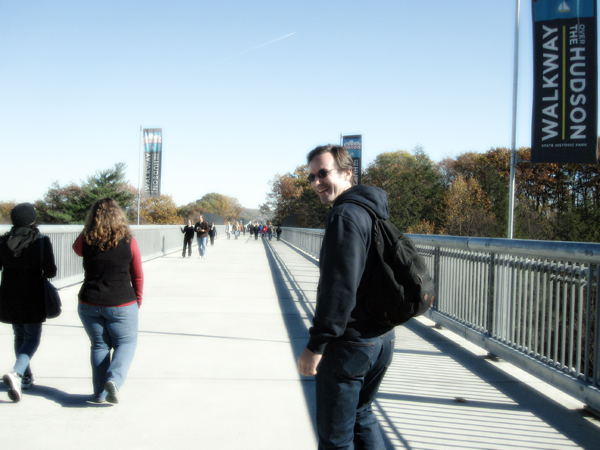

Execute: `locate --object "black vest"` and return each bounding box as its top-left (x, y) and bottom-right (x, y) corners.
top-left (78, 238), bottom-right (137, 306)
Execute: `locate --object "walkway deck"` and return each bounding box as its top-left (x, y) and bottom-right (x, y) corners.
top-left (1, 235), bottom-right (600, 449)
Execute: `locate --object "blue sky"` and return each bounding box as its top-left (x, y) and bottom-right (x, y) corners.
top-left (0, 1), bottom-right (546, 209)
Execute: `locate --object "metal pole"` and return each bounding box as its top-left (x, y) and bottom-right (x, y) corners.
top-left (137, 126), bottom-right (142, 225)
top-left (507, 0), bottom-right (521, 239)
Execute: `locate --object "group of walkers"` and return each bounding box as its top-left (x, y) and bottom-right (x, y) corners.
top-left (180, 217), bottom-right (283, 256)
top-left (224, 221), bottom-right (244, 240)
top-left (0, 199), bottom-right (143, 404)
top-left (179, 215), bottom-right (218, 258)
top-left (247, 222), bottom-right (282, 241)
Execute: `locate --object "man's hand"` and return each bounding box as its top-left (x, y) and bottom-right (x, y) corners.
top-left (298, 348), bottom-right (322, 376)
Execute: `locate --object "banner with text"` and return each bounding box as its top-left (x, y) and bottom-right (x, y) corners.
top-left (531, 0), bottom-right (598, 163)
top-left (342, 135), bottom-right (362, 185)
top-left (142, 128), bottom-right (162, 197)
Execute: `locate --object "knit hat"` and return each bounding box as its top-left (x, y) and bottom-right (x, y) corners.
top-left (11, 202), bottom-right (38, 226)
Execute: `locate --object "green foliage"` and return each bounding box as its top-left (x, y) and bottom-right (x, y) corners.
top-left (83, 162), bottom-right (136, 212)
top-left (362, 147), bottom-right (445, 232)
top-left (36, 163), bottom-right (136, 224)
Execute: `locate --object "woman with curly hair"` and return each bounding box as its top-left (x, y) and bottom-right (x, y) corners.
top-left (73, 198), bottom-right (143, 404)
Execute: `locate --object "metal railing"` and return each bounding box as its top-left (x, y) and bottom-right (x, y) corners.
top-left (0, 225), bottom-right (225, 289)
top-left (280, 227), bottom-right (600, 412)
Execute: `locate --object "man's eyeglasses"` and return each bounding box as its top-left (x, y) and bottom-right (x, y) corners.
top-left (307, 168), bottom-right (337, 183)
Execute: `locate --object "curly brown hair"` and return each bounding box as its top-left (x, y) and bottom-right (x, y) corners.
top-left (83, 198), bottom-right (132, 251)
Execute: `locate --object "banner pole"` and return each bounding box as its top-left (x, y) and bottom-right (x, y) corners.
top-left (507, 0), bottom-right (521, 239)
top-left (137, 126), bottom-right (142, 225)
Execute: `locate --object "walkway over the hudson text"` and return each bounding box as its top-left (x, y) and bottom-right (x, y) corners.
top-left (1, 235), bottom-right (600, 449)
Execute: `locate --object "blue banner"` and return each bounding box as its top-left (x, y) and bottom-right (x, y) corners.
top-left (531, 0), bottom-right (598, 163)
top-left (142, 128), bottom-right (162, 197)
top-left (342, 135), bottom-right (362, 185)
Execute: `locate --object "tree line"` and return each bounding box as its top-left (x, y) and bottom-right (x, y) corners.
top-left (0, 163), bottom-right (260, 225)
top-left (260, 145), bottom-right (600, 243)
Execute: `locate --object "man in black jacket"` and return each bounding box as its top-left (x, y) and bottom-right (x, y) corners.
top-left (298, 144), bottom-right (395, 449)
top-left (194, 215), bottom-right (209, 259)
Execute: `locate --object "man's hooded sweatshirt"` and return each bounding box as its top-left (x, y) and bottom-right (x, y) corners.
top-left (307, 185), bottom-right (394, 355)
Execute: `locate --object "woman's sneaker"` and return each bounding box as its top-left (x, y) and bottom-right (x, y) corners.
top-left (3, 372), bottom-right (22, 403)
top-left (21, 375), bottom-right (37, 389)
top-left (104, 381), bottom-right (119, 404)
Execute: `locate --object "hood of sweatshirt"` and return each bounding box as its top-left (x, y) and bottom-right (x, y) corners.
top-left (333, 185), bottom-right (390, 220)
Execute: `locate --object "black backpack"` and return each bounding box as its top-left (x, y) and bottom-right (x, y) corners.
top-left (341, 200), bottom-right (435, 327)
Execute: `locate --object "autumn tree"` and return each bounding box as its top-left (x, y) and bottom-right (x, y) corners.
top-left (438, 148), bottom-right (510, 237)
top-left (261, 165), bottom-right (329, 228)
top-left (135, 194), bottom-right (182, 224)
top-left (444, 175), bottom-right (496, 237)
top-left (0, 201), bottom-right (16, 224)
top-left (182, 193), bottom-right (243, 222)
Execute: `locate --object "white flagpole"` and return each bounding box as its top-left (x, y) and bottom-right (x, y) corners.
top-left (507, 0), bottom-right (521, 239)
top-left (137, 126), bottom-right (142, 225)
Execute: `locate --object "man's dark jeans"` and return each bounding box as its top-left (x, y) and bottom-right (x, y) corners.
top-left (315, 329), bottom-right (395, 449)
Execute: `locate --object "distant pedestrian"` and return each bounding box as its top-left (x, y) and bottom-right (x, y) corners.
top-left (195, 215), bottom-right (209, 258)
top-left (1, 203), bottom-right (57, 403)
top-left (276, 225), bottom-right (282, 241)
top-left (73, 198), bottom-right (144, 404)
top-left (268, 222), bottom-right (274, 241)
top-left (225, 222), bottom-right (232, 240)
top-left (180, 219), bottom-right (194, 257)
top-left (208, 222), bottom-right (217, 246)
top-left (234, 222), bottom-right (240, 240)
top-left (254, 223), bottom-right (259, 240)
top-left (242, 224), bottom-right (246, 237)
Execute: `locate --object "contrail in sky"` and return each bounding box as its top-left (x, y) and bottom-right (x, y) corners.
top-left (190, 32), bottom-right (296, 74)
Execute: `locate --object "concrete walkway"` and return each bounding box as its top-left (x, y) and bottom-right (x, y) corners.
top-left (2, 235), bottom-right (600, 449)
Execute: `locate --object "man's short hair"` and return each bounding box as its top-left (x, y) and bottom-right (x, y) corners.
top-left (307, 144), bottom-right (357, 186)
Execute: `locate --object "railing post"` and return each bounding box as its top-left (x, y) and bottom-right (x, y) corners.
top-left (595, 264), bottom-right (600, 387)
top-left (486, 253), bottom-right (495, 336)
top-left (433, 246), bottom-right (441, 310)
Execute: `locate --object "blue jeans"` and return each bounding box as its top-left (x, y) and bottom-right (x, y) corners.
top-left (13, 323), bottom-right (42, 377)
top-left (197, 237), bottom-right (208, 256)
top-left (315, 330), bottom-right (395, 450)
top-left (78, 303), bottom-right (138, 399)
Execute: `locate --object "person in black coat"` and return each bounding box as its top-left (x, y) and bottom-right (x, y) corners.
top-left (180, 220), bottom-right (195, 257)
top-left (0, 203), bottom-right (57, 403)
top-left (208, 222), bottom-right (217, 246)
